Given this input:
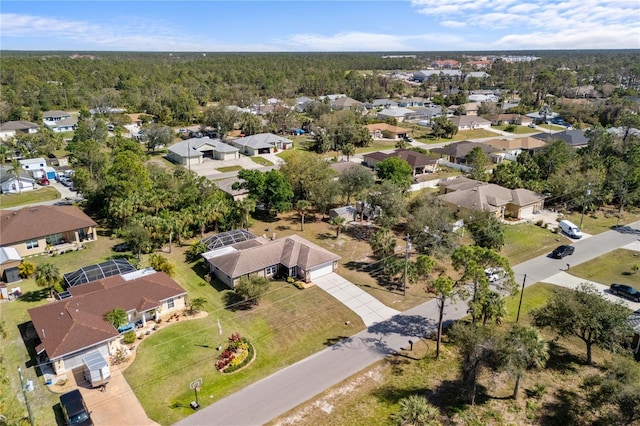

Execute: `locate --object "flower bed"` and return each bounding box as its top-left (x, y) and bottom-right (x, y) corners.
top-left (215, 333), bottom-right (255, 373)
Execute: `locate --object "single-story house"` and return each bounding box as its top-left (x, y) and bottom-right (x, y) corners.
top-left (0, 247), bottom-right (22, 284)
top-left (397, 97), bottom-right (429, 108)
top-left (377, 107), bottom-right (415, 123)
top-left (458, 102), bottom-right (482, 116)
top-left (230, 133), bottom-right (292, 156)
top-left (488, 114), bottom-right (533, 126)
top-left (167, 137), bottom-right (240, 166)
top-left (438, 177), bottom-right (545, 219)
top-left (431, 141), bottom-right (497, 164)
top-left (0, 206), bottom-right (97, 257)
top-left (295, 96), bottom-right (315, 112)
top-left (28, 269), bottom-right (186, 374)
top-left (318, 94), bottom-right (346, 102)
top-left (413, 70), bottom-right (462, 82)
top-left (19, 157), bottom-right (47, 172)
top-left (329, 206), bottom-right (358, 223)
top-left (0, 120), bottom-right (39, 141)
top-left (365, 123), bottom-right (409, 140)
top-left (203, 234), bottom-right (341, 288)
top-left (405, 106), bottom-right (443, 122)
top-left (483, 137), bottom-right (547, 162)
top-left (362, 149), bottom-right (438, 176)
top-left (366, 99), bottom-right (399, 109)
top-left (331, 97), bottom-right (364, 110)
top-left (450, 116), bottom-right (492, 131)
top-left (44, 116), bottom-right (78, 133)
top-left (531, 129), bottom-right (589, 148)
top-left (0, 166), bottom-right (35, 194)
top-left (42, 110), bottom-right (71, 122)
top-left (465, 71), bottom-right (491, 80)
top-left (214, 177), bottom-right (250, 201)
top-left (329, 161), bottom-right (372, 178)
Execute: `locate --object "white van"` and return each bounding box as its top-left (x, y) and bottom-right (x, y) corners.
top-left (559, 220), bottom-right (582, 239)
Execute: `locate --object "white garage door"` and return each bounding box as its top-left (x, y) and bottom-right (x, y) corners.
top-left (520, 205), bottom-right (534, 218)
top-left (309, 263), bottom-right (334, 281)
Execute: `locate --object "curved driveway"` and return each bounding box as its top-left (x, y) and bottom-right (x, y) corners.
top-left (177, 221), bottom-right (640, 426)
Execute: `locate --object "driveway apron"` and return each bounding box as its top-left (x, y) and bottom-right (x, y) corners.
top-left (312, 273), bottom-right (400, 327)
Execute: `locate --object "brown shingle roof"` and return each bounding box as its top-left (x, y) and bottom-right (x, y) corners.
top-left (0, 206), bottom-right (97, 245)
top-left (439, 180), bottom-right (544, 211)
top-left (365, 123), bottom-right (409, 134)
top-left (29, 271), bottom-right (186, 359)
top-left (207, 234), bottom-right (340, 278)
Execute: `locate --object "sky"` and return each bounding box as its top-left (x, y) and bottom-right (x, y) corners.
top-left (1, 0), bottom-right (639, 52)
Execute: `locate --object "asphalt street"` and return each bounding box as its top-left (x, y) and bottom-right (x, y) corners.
top-left (177, 221), bottom-right (640, 426)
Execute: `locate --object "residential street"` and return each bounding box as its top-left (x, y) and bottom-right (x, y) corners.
top-left (176, 221), bottom-right (640, 426)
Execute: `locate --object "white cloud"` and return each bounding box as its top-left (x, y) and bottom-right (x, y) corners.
top-left (441, 20), bottom-right (467, 28)
top-left (284, 32), bottom-right (411, 51)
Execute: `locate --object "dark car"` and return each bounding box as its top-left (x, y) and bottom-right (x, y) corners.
top-left (60, 389), bottom-right (93, 426)
top-left (551, 245), bottom-right (575, 259)
top-left (112, 242), bottom-right (130, 252)
top-left (610, 283), bottom-right (640, 302)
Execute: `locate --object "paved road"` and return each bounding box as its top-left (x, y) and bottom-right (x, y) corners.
top-left (177, 221), bottom-right (640, 426)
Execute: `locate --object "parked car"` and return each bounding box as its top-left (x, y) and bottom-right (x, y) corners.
top-left (551, 245), bottom-right (575, 259)
top-left (39, 178), bottom-right (50, 186)
top-left (485, 267), bottom-right (505, 282)
top-left (610, 283), bottom-right (640, 302)
top-left (112, 242), bottom-right (130, 252)
top-left (528, 123), bottom-right (537, 128)
top-left (60, 389), bottom-right (93, 426)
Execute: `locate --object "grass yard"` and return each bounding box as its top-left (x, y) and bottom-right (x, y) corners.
top-left (216, 165), bottom-right (242, 173)
top-left (269, 282), bottom-right (626, 426)
top-left (0, 187), bottom-right (60, 208)
top-left (501, 222), bottom-right (570, 265)
top-left (0, 232), bottom-right (127, 426)
top-left (569, 249), bottom-right (640, 289)
top-left (124, 242), bottom-right (362, 425)
top-left (492, 125), bottom-right (540, 135)
top-left (250, 156), bottom-right (274, 167)
top-left (563, 208), bottom-right (640, 235)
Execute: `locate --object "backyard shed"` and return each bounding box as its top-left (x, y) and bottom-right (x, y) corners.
top-left (82, 351), bottom-right (111, 388)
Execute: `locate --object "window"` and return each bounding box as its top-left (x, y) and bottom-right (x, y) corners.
top-left (265, 265), bottom-right (278, 276)
top-left (26, 239), bottom-right (39, 250)
top-left (46, 233), bottom-right (63, 245)
top-left (167, 298), bottom-right (175, 309)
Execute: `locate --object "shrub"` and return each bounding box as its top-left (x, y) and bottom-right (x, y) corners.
top-left (18, 261), bottom-right (36, 278)
top-left (123, 331), bottom-right (137, 344)
top-left (110, 347), bottom-right (129, 365)
top-left (286, 276), bottom-right (295, 284)
top-left (535, 220), bottom-right (544, 227)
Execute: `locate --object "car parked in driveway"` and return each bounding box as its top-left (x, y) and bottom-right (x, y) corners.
top-left (551, 245), bottom-right (575, 259)
top-left (60, 389), bottom-right (93, 426)
top-left (610, 283), bottom-right (640, 302)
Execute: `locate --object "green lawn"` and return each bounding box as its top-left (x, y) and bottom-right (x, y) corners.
top-left (216, 165), bottom-right (242, 173)
top-left (563, 209), bottom-right (640, 235)
top-left (492, 125), bottom-right (540, 135)
top-left (125, 246), bottom-right (361, 425)
top-left (569, 249), bottom-right (640, 289)
top-left (0, 235), bottom-right (122, 426)
top-left (502, 223), bottom-right (570, 265)
top-left (0, 187), bottom-right (60, 208)
top-left (250, 156), bottom-right (274, 167)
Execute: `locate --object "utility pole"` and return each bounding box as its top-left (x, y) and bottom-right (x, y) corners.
top-left (403, 234), bottom-right (411, 296)
top-left (516, 274), bottom-right (527, 324)
top-left (17, 367), bottom-right (35, 426)
top-left (579, 183), bottom-right (591, 229)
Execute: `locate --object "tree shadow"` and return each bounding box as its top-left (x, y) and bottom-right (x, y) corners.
top-left (613, 225), bottom-right (640, 235)
top-left (537, 388), bottom-right (582, 425)
top-left (276, 225), bottom-right (291, 231)
top-left (323, 336), bottom-right (350, 347)
top-left (343, 260), bottom-right (371, 271)
top-left (18, 321), bottom-right (41, 371)
top-left (53, 403), bottom-right (66, 426)
top-left (223, 292), bottom-right (253, 311)
top-left (316, 232), bottom-right (334, 241)
top-left (359, 315), bottom-right (438, 355)
top-left (345, 223), bottom-right (375, 241)
top-left (428, 379), bottom-right (490, 414)
top-left (545, 340), bottom-right (582, 373)
top-left (18, 288), bottom-right (49, 303)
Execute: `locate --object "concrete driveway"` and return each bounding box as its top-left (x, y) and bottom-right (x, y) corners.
top-left (312, 273), bottom-right (400, 327)
top-left (75, 363), bottom-right (158, 426)
top-left (543, 271), bottom-right (640, 311)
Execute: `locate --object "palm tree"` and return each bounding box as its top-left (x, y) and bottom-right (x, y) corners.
top-left (329, 215), bottom-right (347, 237)
top-left (394, 394), bottom-right (441, 426)
top-left (103, 307), bottom-right (128, 329)
top-left (35, 262), bottom-right (61, 298)
top-left (341, 143), bottom-right (356, 161)
top-left (296, 200), bottom-right (312, 231)
top-left (499, 325), bottom-right (549, 399)
top-left (9, 160), bottom-right (22, 194)
top-left (235, 197), bottom-right (256, 230)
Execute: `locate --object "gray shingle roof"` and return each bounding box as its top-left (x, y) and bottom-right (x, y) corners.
top-left (232, 133), bottom-right (292, 149)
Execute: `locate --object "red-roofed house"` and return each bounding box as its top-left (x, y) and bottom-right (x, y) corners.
top-left (28, 270), bottom-right (186, 373)
top-left (0, 206), bottom-right (97, 257)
